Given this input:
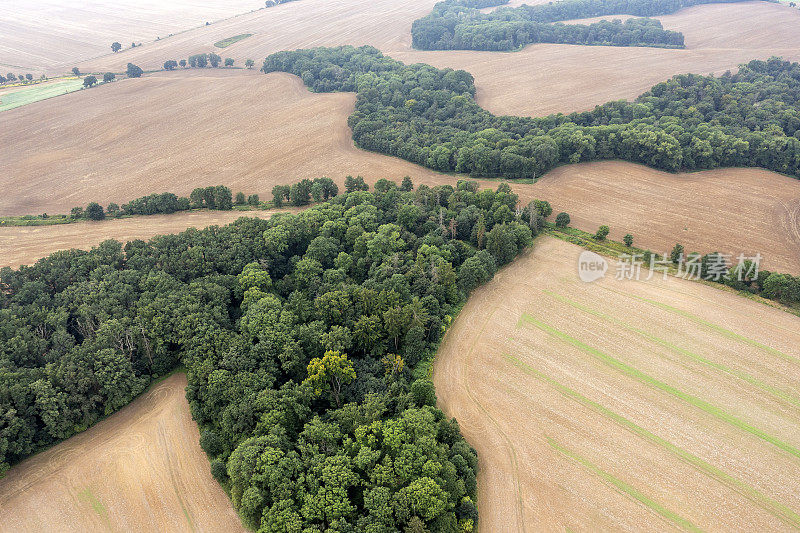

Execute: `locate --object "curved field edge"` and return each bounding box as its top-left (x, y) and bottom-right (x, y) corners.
top-left (0, 372), bottom-right (246, 532)
top-left (432, 235), bottom-right (800, 531)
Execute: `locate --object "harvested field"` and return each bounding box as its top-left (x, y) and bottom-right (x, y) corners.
top-left (434, 236), bottom-right (800, 532)
top-left (0, 373), bottom-right (246, 533)
top-left (393, 1), bottom-right (800, 116)
top-left (0, 69), bottom-right (447, 217)
top-left (0, 0), bottom-right (260, 72)
top-left (0, 208), bottom-right (299, 269)
top-left (72, 0), bottom-right (440, 74)
top-left (528, 161), bottom-right (800, 275)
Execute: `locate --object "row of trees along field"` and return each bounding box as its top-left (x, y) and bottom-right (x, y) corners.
top-left (263, 47), bottom-right (800, 180)
top-left (411, 0), bottom-right (769, 51)
top-left (0, 179), bottom-right (554, 531)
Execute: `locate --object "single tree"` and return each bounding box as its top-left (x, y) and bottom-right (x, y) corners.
top-left (247, 194), bottom-right (260, 206)
top-left (126, 63), bottom-right (143, 78)
top-left (111, 42), bottom-right (122, 53)
top-left (235, 192), bottom-right (246, 205)
top-left (555, 212), bottom-right (570, 228)
top-left (245, 59), bottom-right (254, 69)
top-left (106, 203), bottom-right (120, 217)
top-left (594, 225), bottom-right (610, 241)
top-left (224, 58), bottom-right (234, 67)
top-left (401, 176), bottom-right (414, 191)
top-left (303, 350), bottom-right (356, 407)
top-left (179, 59), bottom-right (187, 68)
top-left (86, 202), bottom-right (105, 220)
top-left (208, 53), bottom-right (222, 68)
top-left (70, 206), bottom-right (84, 218)
top-left (25, 73), bottom-right (33, 81)
top-left (103, 72), bottom-right (116, 83)
top-left (163, 60), bottom-right (178, 71)
top-left (670, 243), bottom-right (685, 264)
top-left (624, 234), bottom-right (634, 247)
top-left (83, 75), bottom-right (98, 88)
top-left (71, 67), bottom-right (81, 76)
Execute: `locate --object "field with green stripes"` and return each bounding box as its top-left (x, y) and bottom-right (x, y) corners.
top-left (434, 236), bottom-right (800, 532)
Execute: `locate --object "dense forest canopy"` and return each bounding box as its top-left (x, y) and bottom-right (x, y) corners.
top-left (262, 46), bottom-right (800, 180)
top-left (0, 180), bottom-right (548, 531)
top-left (411, 0), bottom-right (772, 51)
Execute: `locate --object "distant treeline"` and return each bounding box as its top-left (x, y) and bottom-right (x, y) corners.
top-left (263, 47), bottom-right (800, 180)
top-left (411, 0), bottom-right (770, 51)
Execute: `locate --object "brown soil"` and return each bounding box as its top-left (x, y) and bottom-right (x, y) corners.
top-left (433, 236), bottom-right (800, 531)
top-left (0, 373), bottom-right (246, 533)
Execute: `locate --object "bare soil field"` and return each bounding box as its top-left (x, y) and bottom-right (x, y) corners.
top-left (0, 0), bottom-right (260, 72)
top-left (528, 161), bottom-right (800, 275)
top-left (72, 0), bottom-right (440, 74)
top-left (0, 373), bottom-right (245, 532)
top-left (0, 69), bottom-right (447, 217)
top-left (0, 208), bottom-right (299, 269)
top-left (394, 1), bottom-right (800, 116)
top-left (434, 236), bottom-right (800, 532)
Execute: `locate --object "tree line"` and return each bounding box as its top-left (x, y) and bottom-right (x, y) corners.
top-left (0, 178), bottom-right (552, 530)
top-left (262, 47), bottom-right (800, 181)
top-left (67, 185), bottom-right (258, 221)
top-left (411, 0), bottom-right (771, 51)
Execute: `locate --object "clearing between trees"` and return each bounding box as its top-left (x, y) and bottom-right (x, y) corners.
top-left (434, 235), bottom-right (800, 531)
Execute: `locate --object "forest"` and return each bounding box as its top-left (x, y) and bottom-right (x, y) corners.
top-left (0, 179), bottom-right (545, 531)
top-left (410, 0), bottom-right (766, 51)
top-left (262, 46), bottom-right (800, 180)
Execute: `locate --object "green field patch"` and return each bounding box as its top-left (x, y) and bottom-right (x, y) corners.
top-left (0, 78), bottom-right (85, 112)
top-left (77, 488), bottom-right (113, 529)
top-left (518, 314), bottom-right (800, 460)
top-left (546, 436), bottom-right (702, 532)
top-left (503, 352), bottom-right (800, 528)
top-left (603, 287), bottom-right (800, 366)
top-left (214, 34), bottom-right (253, 48)
top-left (543, 291), bottom-right (800, 410)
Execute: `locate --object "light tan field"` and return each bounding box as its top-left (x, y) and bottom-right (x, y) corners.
top-left (70, 0), bottom-right (440, 74)
top-left (434, 236), bottom-right (800, 532)
top-left (394, 1), bottom-right (800, 116)
top-left (529, 161), bottom-right (800, 275)
top-left (0, 208), bottom-right (299, 269)
top-left (0, 0), bottom-right (260, 72)
top-left (0, 69), bottom-right (447, 217)
top-left (0, 373), bottom-right (246, 533)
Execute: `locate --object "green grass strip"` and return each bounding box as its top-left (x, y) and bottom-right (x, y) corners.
top-left (603, 287), bottom-right (800, 366)
top-left (518, 314), bottom-right (800, 460)
top-left (545, 436), bottom-right (703, 532)
top-left (543, 291), bottom-right (800, 410)
top-left (503, 352), bottom-right (800, 528)
top-left (213, 33), bottom-right (252, 48)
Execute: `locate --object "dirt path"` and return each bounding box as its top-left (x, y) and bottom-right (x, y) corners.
top-left (434, 236), bottom-right (800, 531)
top-left (0, 373), bottom-right (246, 532)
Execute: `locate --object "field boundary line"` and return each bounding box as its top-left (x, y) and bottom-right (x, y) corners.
top-left (518, 314), bottom-right (800, 461)
top-left (542, 290), bottom-right (800, 410)
top-left (503, 352), bottom-right (800, 529)
top-left (545, 435), bottom-right (703, 533)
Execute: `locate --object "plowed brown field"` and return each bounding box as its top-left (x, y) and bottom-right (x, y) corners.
top-left (0, 0), bottom-right (262, 72)
top-left (0, 373), bottom-right (246, 533)
top-left (434, 236), bottom-right (800, 532)
top-left (0, 69), bottom-right (447, 217)
top-left (529, 161), bottom-right (800, 275)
